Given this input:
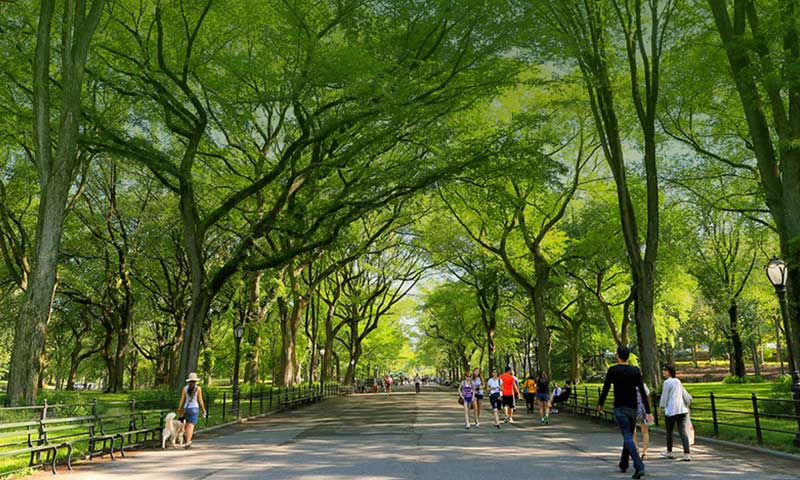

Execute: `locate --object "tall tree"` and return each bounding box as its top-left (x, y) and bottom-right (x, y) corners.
top-left (707, 0), bottom-right (800, 368)
top-left (6, 0), bottom-right (105, 405)
top-left (537, 0), bottom-right (677, 388)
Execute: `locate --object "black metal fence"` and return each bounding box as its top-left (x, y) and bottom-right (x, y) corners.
top-left (0, 383), bottom-right (342, 477)
top-left (563, 385), bottom-right (799, 452)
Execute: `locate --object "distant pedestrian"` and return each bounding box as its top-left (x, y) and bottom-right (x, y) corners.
top-left (536, 371), bottom-right (551, 424)
top-left (414, 375), bottom-right (421, 394)
top-left (597, 346), bottom-right (651, 479)
top-left (522, 375), bottom-right (537, 414)
top-left (459, 373), bottom-right (477, 429)
top-left (177, 372), bottom-right (206, 449)
top-left (471, 368), bottom-right (484, 428)
top-left (498, 367), bottom-right (519, 424)
top-left (549, 382), bottom-right (562, 414)
top-left (635, 383), bottom-right (652, 459)
top-left (486, 369), bottom-right (503, 429)
top-left (659, 364), bottom-right (692, 462)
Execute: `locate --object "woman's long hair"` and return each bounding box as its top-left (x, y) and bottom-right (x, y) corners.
top-left (471, 368), bottom-right (484, 387)
top-left (186, 381), bottom-right (197, 398)
top-left (538, 371), bottom-right (548, 381)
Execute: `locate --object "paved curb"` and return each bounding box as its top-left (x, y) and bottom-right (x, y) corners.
top-left (564, 411), bottom-right (800, 464)
top-left (649, 426), bottom-right (800, 463)
top-left (195, 395), bottom-right (338, 437)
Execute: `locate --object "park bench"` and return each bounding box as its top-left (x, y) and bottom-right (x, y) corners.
top-left (39, 414), bottom-right (121, 470)
top-left (0, 419), bottom-right (59, 475)
top-left (115, 409), bottom-right (162, 456)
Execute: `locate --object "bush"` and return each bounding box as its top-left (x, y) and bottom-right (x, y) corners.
top-left (723, 375), bottom-right (765, 384)
top-left (758, 376), bottom-right (793, 415)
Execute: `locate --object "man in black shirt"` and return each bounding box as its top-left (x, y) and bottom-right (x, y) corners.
top-left (597, 346), bottom-right (653, 479)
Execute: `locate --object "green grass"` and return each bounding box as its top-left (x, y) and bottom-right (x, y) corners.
top-left (572, 379), bottom-right (797, 454)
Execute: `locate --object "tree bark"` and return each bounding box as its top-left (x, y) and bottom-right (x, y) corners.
top-left (728, 300), bottom-right (746, 378)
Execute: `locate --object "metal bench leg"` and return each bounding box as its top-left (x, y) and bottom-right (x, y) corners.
top-left (66, 444), bottom-right (74, 471)
top-left (50, 447), bottom-right (57, 475)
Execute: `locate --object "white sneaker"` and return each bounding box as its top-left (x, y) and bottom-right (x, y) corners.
top-left (508, 418), bottom-right (515, 424)
top-left (465, 423), bottom-right (470, 429)
top-left (475, 422), bottom-right (480, 428)
top-left (660, 450), bottom-right (674, 459)
top-left (503, 416), bottom-right (509, 423)
top-left (682, 455), bottom-right (691, 462)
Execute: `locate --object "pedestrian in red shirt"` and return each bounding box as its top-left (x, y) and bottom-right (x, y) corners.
top-left (498, 367), bottom-right (520, 424)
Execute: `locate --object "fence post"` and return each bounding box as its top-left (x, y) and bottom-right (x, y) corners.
top-left (652, 393), bottom-right (659, 427)
top-left (751, 392), bottom-right (763, 446)
top-left (249, 388), bottom-right (253, 417)
top-left (584, 386), bottom-right (589, 409)
top-left (710, 392), bottom-right (719, 437)
top-left (222, 392), bottom-right (227, 424)
top-left (270, 387), bottom-right (274, 412)
top-left (260, 387), bottom-right (264, 414)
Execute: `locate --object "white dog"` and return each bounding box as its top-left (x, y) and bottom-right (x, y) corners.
top-left (161, 412), bottom-right (186, 449)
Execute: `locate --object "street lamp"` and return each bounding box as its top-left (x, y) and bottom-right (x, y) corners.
top-left (231, 322), bottom-right (245, 417)
top-left (319, 348), bottom-right (326, 397)
top-left (765, 258), bottom-right (800, 447)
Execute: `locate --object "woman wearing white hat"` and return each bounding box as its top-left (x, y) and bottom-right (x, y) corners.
top-left (177, 372), bottom-right (206, 448)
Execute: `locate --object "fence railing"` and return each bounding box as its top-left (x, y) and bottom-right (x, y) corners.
top-left (563, 385), bottom-right (799, 452)
top-left (0, 382), bottom-right (342, 477)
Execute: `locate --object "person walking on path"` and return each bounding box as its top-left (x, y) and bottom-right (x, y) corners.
top-left (597, 346), bottom-right (652, 479)
top-left (414, 375), bottom-right (421, 394)
top-left (536, 371), bottom-right (551, 424)
top-left (635, 382), bottom-right (652, 460)
top-left (522, 375), bottom-right (537, 414)
top-left (499, 367), bottom-right (520, 424)
top-left (459, 373), bottom-right (477, 429)
top-left (659, 364), bottom-right (692, 461)
top-left (471, 368), bottom-right (484, 427)
top-left (487, 369), bottom-right (503, 429)
top-left (177, 372), bottom-right (207, 449)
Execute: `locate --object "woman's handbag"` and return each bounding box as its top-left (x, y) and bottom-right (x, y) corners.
top-left (458, 396), bottom-right (465, 406)
top-left (686, 414), bottom-right (696, 445)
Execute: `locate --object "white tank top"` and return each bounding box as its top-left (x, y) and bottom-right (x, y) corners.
top-left (184, 385), bottom-right (199, 409)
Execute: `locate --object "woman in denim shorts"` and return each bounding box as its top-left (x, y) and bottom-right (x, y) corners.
top-left (177, 372), bottom-right (207, 448)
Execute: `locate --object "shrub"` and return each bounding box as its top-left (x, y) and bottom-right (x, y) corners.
top-left (723, 375), bottom-right (765, 384)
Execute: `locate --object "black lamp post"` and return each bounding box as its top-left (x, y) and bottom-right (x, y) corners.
top-left (231, 322), bottom-right (245, 417)
top-left (319, 348), bottom-right (326, 397)
top-left (765, 258), bottom-right (800, 447)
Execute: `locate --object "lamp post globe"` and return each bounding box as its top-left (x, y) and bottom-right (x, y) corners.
top-left (766, 258), bottom-right (788, 289)
top-left (764, 258), bottom-right (800, 447)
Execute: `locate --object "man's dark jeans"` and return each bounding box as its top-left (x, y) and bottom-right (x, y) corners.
top-left (613, 407), bottom-right (645, 473)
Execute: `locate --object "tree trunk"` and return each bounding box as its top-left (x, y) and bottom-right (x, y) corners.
top-left (633, 266), bottom-right (660, 389)
top-left (532, 261), bottom-right (551, 376)
top-left (569, 329), bottom-right (581, 384)
top-left (729, 301), bottom-right (746, 378)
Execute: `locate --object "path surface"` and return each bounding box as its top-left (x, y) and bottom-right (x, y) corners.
top-left (32, 388), bottom-right (799, 479)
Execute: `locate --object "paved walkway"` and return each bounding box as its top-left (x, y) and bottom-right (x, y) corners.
top-left (32, 389), bottom-right (799, 479)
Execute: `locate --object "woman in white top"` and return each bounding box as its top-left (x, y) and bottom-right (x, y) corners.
top-left (471, 368), bottom-right (484, 428)
top-left (486, 369), bottom-right (503, 429)
top-left (177, 372), bottom-right (207, 449)
top-left (659, 364), bottom-right (692, 461)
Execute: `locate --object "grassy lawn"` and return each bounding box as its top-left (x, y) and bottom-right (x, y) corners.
top-left (0, 383), bottom-right (326, 477)
top-left (571, 380), bottom-right (797, 454)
